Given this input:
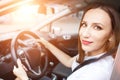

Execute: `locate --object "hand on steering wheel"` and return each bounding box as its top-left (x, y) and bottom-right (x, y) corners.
top-left (13, 59), bottom-right (29, 80)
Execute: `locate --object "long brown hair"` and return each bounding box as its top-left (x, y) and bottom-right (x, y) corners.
top-left (77, 2), bottom-right (120, 63)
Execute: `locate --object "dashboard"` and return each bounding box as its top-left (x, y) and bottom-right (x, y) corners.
top-left (0, 39), bottom-right (11, 56)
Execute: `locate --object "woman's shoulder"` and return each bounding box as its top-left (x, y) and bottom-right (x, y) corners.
top-left (97, 55), bottom-right (114, 67)
top-left (87, 55), bottom-right (114, 71)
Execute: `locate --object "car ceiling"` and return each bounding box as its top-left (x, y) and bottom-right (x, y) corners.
top-left (1, 0), bottom-right (120, 16)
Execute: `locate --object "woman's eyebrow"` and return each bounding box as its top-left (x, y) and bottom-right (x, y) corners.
top-left (92, 23), bottom-right (105, 27)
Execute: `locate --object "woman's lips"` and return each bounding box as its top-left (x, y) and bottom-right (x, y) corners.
top-left (82, 40), bottom-right (92, 45)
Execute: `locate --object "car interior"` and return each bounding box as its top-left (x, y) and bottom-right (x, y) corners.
top-left (0, 0), bottom-right (120, 80)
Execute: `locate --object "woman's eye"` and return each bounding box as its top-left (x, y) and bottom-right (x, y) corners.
top-left (81, 22), bottom-right (87, 28)
top-left (94, 26), bottom-right (102, 30)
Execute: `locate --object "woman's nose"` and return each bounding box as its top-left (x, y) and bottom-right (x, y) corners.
top-left (82, 28), bottom-right (90, 38)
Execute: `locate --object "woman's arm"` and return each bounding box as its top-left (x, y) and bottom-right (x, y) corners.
top-left (38, 38), bottom-right (77, 68)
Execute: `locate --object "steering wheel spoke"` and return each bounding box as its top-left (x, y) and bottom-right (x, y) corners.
top-left (17, 39), bottom-right (28, 47)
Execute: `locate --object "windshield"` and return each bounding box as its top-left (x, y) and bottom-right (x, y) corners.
top-left (0, 0), bottom-right (70, 33)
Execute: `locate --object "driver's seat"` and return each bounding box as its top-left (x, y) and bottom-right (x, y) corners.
top-left (110, 43), bottom-right (120, 80)
top-left (52, 63), bottom-right (72, 79)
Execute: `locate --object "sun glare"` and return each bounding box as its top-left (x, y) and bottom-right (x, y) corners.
top-left (16, 4), bottom-right (39, 15)
top-left (12, 4), bottom-right (39, 24)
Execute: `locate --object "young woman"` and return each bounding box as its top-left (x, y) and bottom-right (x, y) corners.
top-left (13, 2), bottom-right (120, 80)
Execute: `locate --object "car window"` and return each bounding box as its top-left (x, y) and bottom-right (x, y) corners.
top-left (51, 11), bottom-right (83, 36)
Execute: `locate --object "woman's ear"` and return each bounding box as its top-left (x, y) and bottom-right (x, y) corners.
top-left (109, 32), bottom-right (115, 41)
top-left (108, 33), bottom-right (115, 49)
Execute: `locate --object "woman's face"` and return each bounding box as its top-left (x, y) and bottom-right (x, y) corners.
top-left (79, 8), bottom-right (113, 55)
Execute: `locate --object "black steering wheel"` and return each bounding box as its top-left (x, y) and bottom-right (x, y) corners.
top-left (11, 30), bottom-right (48, 79)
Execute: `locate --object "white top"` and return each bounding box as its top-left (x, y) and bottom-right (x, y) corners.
top-left (67, 53), bottom-right (114, 80)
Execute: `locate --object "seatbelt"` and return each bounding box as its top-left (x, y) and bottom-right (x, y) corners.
top-left (72, 47), bottom-right (117, 73)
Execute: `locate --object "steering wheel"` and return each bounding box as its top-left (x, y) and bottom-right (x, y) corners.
top-left (11, 30), bottom-right (48, 79)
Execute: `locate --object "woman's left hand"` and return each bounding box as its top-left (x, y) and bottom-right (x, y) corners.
top-left (13, 59), bottom-right (29, 80)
